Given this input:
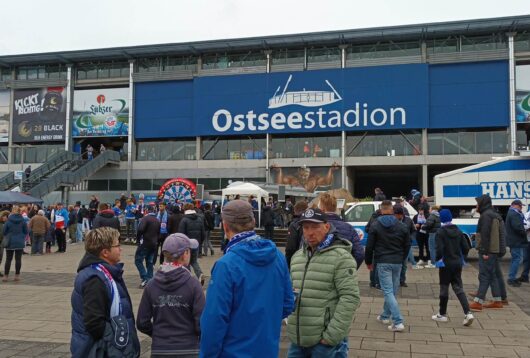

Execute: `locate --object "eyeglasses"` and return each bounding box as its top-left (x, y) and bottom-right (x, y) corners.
top-left (111, 243), bottom-right (121, 248)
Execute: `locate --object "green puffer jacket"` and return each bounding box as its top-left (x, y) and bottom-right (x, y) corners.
top-left (287, 234), bottom-right (360, 347)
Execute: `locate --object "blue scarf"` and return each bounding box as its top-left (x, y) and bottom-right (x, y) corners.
top-left (224, 231), bottom-right (256, 254)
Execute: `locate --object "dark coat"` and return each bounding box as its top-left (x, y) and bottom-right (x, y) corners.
top-left (168, 212), bottom-right (184, 235)
top-left (3, 213), bottom-right (28, 250)
top-left (505, 208), bottom-right (527, 248)
top-left (178, 213), bottom-right (205, 243)
top-left (285, 216), bottom-right (303, 269)
top-left (261, 206), bottom-right (275, 227)
top-left (365, 215), bottom-right (411, 265)
top-left (326, 212), bottom-right (365, 268)
top-left (422, 212), bottom-right (441, 234)
top-left (475, 194), bottom-right (507, 256)
top-left (92, 210), bottom-right (120, 231)
top-left (435, 224), bottom-right (470, 267)
top-left (203, 210), bottom-right (215, 231)
top-left (137, 214), bottom-right (161, 250)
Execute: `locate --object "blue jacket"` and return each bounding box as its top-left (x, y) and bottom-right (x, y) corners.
top-left (200, 233), bottom-right (294, 357)
top-left (3, 213), bottom-right (28, 250)
top-left (326, 213), bottom-right (365, 268)
top-left (71, 253), bottom-right (139, 358)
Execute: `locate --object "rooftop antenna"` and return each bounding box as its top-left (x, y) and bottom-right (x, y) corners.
top-left (278, 74), bottom-right (292, 103)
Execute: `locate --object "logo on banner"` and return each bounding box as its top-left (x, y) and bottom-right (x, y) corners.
top-left (211, 74), bottom-right (407, 133)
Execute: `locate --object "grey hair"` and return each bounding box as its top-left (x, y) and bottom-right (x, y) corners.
top-left (38, 210), bottom-right (45, 216)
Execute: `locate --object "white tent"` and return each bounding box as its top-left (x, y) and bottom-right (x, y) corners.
top-left (221, 182), bottom-right (269, 225)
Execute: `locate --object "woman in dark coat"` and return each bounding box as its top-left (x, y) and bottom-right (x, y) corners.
top-left (2, 205), bottom-right (28, 282)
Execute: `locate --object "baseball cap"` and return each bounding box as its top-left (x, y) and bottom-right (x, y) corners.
top-left (162, 233), bottom-right (199, 258)
top-left (299, 208), bottom-right (328, 223)
top-left (222, 200), bottom-right (254, 225)
top-left (512, 199), bottom-right (525, 206)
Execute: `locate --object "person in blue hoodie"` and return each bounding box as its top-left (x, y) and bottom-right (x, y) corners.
top-left (365, 200), bottom-right (411, 332)
top-left (200, 200), bottom-right (294, 357)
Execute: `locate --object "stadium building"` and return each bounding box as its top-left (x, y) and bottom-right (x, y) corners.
top-left (0, 15), bottom-right (530, 203)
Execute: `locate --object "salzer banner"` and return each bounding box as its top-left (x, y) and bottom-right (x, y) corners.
top-left (12, 87), bottom-right (66, 143)
top-left (134, 61), bottom-right (509, 139)
top-left (73, 88), bottom-right (129, 137)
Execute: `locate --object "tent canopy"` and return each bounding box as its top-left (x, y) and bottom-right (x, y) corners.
top-left (221, 181), bottom-right (269, 198)
top-left (0, 191), bottom-right (43, 205)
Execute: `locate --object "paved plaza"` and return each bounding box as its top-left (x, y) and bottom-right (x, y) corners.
top-left (0, 243), bottom-right (530, 357)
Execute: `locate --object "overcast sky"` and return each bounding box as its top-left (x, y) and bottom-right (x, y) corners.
top-left (1, 0), bottom-right (529, 56)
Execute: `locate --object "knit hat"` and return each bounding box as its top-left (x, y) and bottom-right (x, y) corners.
top-left (439, 209), bottom-right (452, 223)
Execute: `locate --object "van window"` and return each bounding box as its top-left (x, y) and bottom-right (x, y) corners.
top-left (345, 204), bottom-right (375, 222)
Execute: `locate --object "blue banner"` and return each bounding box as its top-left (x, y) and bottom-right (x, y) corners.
top-left (134, 61), bottom-right (509, 139)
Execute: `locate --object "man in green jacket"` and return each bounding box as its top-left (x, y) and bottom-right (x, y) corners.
top-left (287, 208), bottom-right (360, 357)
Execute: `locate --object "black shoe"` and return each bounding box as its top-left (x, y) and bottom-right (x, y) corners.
top-left (508, 280), bottom-right (522, 287)
top-left (400, 282), bottom-right (408, 287)
top-left (517, 276), bottom-right (529, 283)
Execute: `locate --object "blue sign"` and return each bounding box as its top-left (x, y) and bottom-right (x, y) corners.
top-left (134, 61), bottom-right (509, 139)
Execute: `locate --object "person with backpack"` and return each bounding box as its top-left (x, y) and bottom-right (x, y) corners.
top-left (431, 209), bottom-right (474, 326)
top-left (70, 227), bottom-right (140, 358)
top-left (469, 194), bottom-right (507, 312)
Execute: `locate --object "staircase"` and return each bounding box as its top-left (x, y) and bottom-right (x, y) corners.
top-left (0, 171), bottom-right (17, 191)
top-left (26, 150), bottom-right (120, 198)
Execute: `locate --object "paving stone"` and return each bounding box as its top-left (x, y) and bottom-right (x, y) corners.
top-left (375, 351), bottom-right (411, 358)
top-left (460, 343), bottom-right (518, 357)
top-left (361, 339), bottom-right (411, 353)
top-left (411, 342), bottom-right (464, 356)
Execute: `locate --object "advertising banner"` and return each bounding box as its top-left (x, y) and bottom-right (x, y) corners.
top-left (73, 88), bottom-right (129, 137)
top-left (270, 163), bottom-right (341, 193)
top-left (0, 90), bottom-right (9, 143)
top-left (12, 87), bottom-right (66, 143)
top-left (516, 64), bottom-right (530, 123)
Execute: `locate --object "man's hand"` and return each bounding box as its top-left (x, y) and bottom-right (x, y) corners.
top-left (320, 339), bottom-right (330, 346)
top-left (367, 264), bottom-right (374, 271)
top-left (482, 255), bottom-right (489, 260)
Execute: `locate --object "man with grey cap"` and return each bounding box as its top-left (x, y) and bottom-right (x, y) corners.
top-left (200, 200), bottom-right (294, 358)
top-left (137, 233), bottom-right (205, 357)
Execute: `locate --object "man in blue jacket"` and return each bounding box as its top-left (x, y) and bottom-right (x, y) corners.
top-left (200, 200), bottom-right (294, 357)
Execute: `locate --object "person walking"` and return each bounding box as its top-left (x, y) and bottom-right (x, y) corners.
top-left (92, 203), bottom-right (120, 231)
top-left (70, 227), bottom-right (140, 358)
top-left (0, 211), bottom-right (10, 277)
top-left (469, 195), bottom-right (507, 311)
top-left (505, 200), bottom-right (527, 287)
top-left (395, 205), bottom-right (421, 288)
top-left (137, 233), bottom-right (205, 357)
top-left (365, 200), bottom-right (411, 332)
top-left (200, 200), bottom-right (294, 357)
top-left (422, 206), bottom-right (441, 268)
top-left (261, 203), bottom-right (275, 240)
top-left (319, 193), bottom-right (365, 269)
top-left (135, 205), bottom-right (160, 289)
top-left (287, 208), bottom-right (360, 356)
top-left (24, 165), bottom-right (31, 180)
top-left (431, 209), bottom-right (475, 326)
top-left (178, 203), bottom-right (205, 284)
top-left (202, 204), bottom-right (215, 256)
top-left (124, 199), bottom-right (137, 242)
top-left (168, 205), bottom-right (184, 235)
top-left (2, 206), bottom-right (29, 282)
top-left (157, 203), bottom-right (169, 264)
top-left (88, 195), bottom-right (99, 228)
top-left (77, 203), bottom-right (89, 242)
top-left (68, 205), bottom-right (77, 243)
top-left (413, 208), bottom-right (429, 265)
top-left (28, 210), bottom-right (50, 255)
top-left (86, 144), bottom-right (94, 160)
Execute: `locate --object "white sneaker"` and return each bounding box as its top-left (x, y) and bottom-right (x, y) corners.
top-left (417, 260), bottom-right (426, 266)
top-left (431, 313), bottom-right (448, 322)
top-left (412, 265), bottom-right (424, 270)
top-left (139, 280), bottom-right (148, 289)
top-left (388, 323), bottom-right (405, 332)
top-left (376, 315), bottom-right (390, 324)
top-left (425, 261), bottom-right (436, 268)
top-left (463, 313), bottom-right (474, 326)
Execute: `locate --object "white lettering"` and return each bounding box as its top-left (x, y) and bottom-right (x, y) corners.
top-left (317, 108), bottom-right (326, 128)
top-left (257, 113), bottom-right (269, 130)
top-left (246, 111), bottom-right (257, 130)
top-left (509, 182), bottom-right (524, 198)
top-left (391, 107), bottom-right (406, 125)
top-left (212, 109), bottom-right (232, 132)
top-left (304, 112), bottom-right (315, 129)
top-left (370, 108), bottom-right (387, 126)
top-left (287, 112), bottom-right (302, 129)
top-left (327, 111), bottom-right (341, 128)
top-left (496, 182), bottom-right (509, 199)
top-left (233, 114), bottom-right (245, 131)
top-left (481, 183), bottom-right (496, 197)
top-left (271, 113), bottom-right (286, 130)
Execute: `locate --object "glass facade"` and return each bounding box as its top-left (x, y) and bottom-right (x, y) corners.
top-left (202, 136), bottom-right (266, 160)
top-left (515, 32), bottom-right (530, 52)
top-left (346, 131), bottom-right (421, 157)
top-left (307, 47), bottom-right (341, 64)
top-left (136, 140), bottom-right (196, 161)
top-left (461, 35), bottom-right (507, 52)
top-left (16, 64), bottom-right (67, 80)
top-left (271, 48), bottom-right (305, 65)
top-left (426, 37), bottom-right (459, 54)
top-left (0, 68), bottom-right (11, 81)
top-left (12, 145), bottom-right (63, 164)
top-left (0, 146), bottom-right (7, 164)
top-left (76, 61), bottom-right (129, 80)
top-left (271, 134), bottom-right (341, 158)
top-left (427, 129), bottom-right (509, 155)
top-left (348, 41), bottom-right (421, 59)
top-left (202, 51), bottom-right (266, 69)
top-left (137, 56), bottom-right (198, 72)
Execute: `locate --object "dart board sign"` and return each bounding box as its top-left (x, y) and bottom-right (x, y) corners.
top-left (157, 178), bottom-right (197, 204)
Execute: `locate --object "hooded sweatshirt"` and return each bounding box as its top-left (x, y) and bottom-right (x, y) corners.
top-left (365, 214), bottom-right (410, 265)
top-left (92, 209), bottom-right (120, 231)
top-left (475, 194), bottom-right (506, 256)
top-left (137, 264), bottom-right (205, 355)
top-left (435, 224), bottom-right (470, 266)
top-left (200, 233), bottom-right (294, 357)
top-left (3, 213), bottom-right (28, 250)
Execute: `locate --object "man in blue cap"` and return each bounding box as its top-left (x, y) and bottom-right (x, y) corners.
top-left (505, 199), bottom-right (527, 287)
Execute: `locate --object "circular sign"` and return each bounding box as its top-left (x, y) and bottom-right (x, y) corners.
top-left (157, 178), bottom-right (197, 205)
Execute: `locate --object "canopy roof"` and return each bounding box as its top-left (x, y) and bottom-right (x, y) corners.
top-left (222, 181), bottom-right (269, 197)
top-left (0, 191), bottom-right (43, 205)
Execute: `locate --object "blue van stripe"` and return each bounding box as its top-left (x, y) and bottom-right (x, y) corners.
top-left (464, 159), bottom-right (530, 173)
top-left (443, 185), bottom-right (482, 198)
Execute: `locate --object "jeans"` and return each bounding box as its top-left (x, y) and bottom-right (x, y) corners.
top-left (190, 249), bottom-right (203, 278)
top-left (496, 260), bottom-right (507, 300)
top-left (134, 246), bottom-right (156, 282)
top-left (31, 234), bottom-right (44, 254)
top-left (203, 230), bottom-right (214, 255)
top-left (377, 263), bottom-right (403, 325)
top-left (476, 254), bottom-right (501, 302)
top-left (214, 213), bottom-right (220, 228)
top-left (428, 233), bottom-right (436, 263)
top-left (126, 218), bottom-right (136, 239)
top-left (264, 225), bottom-right (274, 240)
top-left (76, 222), bottom-right (84, 242)
top-left (438, 265), bottom-right (470, 315)
top-left (82, 218), bottom-right (90, 233)
top-left (287, 338), bottom-right (348, 358)
top-left (508, 247), bottom-right (526, 281)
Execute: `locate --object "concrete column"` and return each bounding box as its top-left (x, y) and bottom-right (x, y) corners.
top-left (265, 50), bottom-right (272, 73)
top-left (339, 45), bottom-right (348, 68)
top-left (64, 65), bottom-right (72, 151)
top-left (341, 131), bottom-right (346, 188)
top-left (421, 164), bottom-right (428, 197)
top-left (421, 40), bottom-right (427, 63)
top-left (8, 69), bottom-right (15, 164)
top-left (422, 128), bottom-right (428, 155)
top-left (127, 60), bottom-right (134, 195)
top-left (508, 32), bottom-right (517, 154)
top-left (196, 136), bottom-right (201, 160)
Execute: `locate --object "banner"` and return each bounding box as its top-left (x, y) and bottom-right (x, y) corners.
top-left (270, 163), bottom-right (341, 193)
top-left (516, 64), bottom-right (530, 123)
top-left (0, 90), bottom-right (9, 143)
top-left (73, 88), bottom-right (129, 137)
top-left (12, 87), bottom-right (66, 143)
